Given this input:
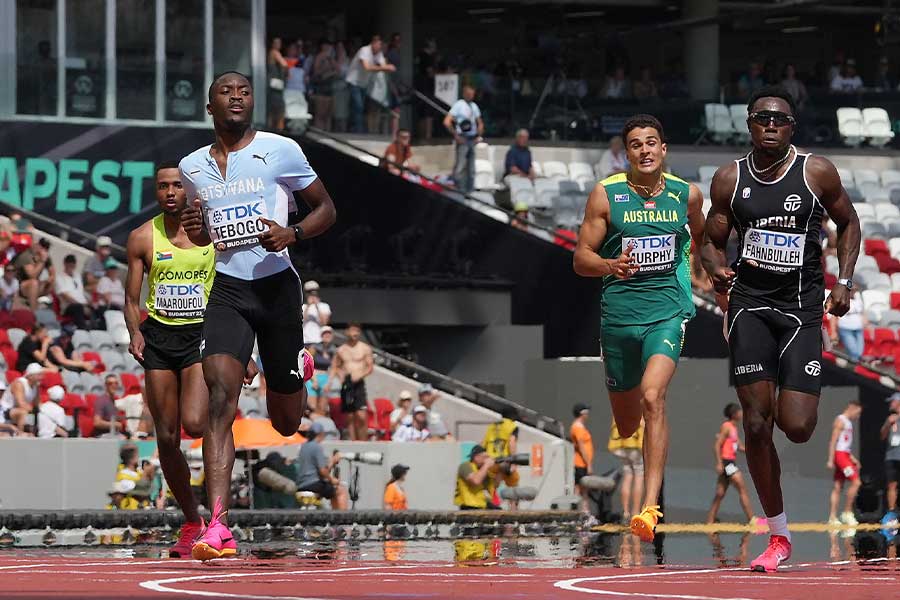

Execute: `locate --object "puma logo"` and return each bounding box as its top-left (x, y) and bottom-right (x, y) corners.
top-left (663, 339), bottom-right (677, 351)
top-left (252, 153), bottom-right (270, 165)
top-left (289, 369), bottom-right (302, 380)
top-left (667, 191), bottom-right (682, 203)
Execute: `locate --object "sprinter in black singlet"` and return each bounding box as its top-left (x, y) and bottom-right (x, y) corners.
top-left (702, 86), bottom-right (860, 572)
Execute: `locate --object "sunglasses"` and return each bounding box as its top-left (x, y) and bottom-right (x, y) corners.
top-left (749, 111), bottom-right (795, 127)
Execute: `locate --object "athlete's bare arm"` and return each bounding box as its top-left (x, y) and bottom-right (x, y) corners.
top-left (806, 156), bottom-right (860, 317)
top-left (826, 416), bottom-right (841, 469)
top-left (687, 183), bottom-right (706, 252)
top-left (182, 199), bottom-right (213, 247)
top-left (124, 222), bottom-right (152, 362)
top-left (701, 164), bottom-right (738, 300)
top-left (573, 183), bottom-right (637, 278)
top-left (258, 180), bottom-right (337, 253)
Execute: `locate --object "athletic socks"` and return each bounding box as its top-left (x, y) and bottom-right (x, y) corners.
top-left (767, 512), bottom-right (791, 542)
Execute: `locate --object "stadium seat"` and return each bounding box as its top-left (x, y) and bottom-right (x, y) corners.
top-left (825, 254), bottom-right (839, 276)
top-left (729, 104), bottom-right (750, 142)
top-left (698, 166), bottom-right (718, 183)
top-left (836, 167), bottom-right (854, 186)
top-left (62, 370), bottom-right (85, 393)
top-left (103, 310), bottom-right (126, 330)
top-left (508, 177), bottom-right (536, 207)
top-left (80, 372), bottom-right (104, 395)
top-left (860, 271), bottom-right (891, 292)
top-left (837, 107), bottom-right (865, 147)
top-left (6, 328), bottom-right (24, 349)
top-left (855, 169), bottom-right (880, 187)
top-left (855, 204), bottom-right (876, 220)
top-left (34, 308), bottom-right (58, 329)
top-left (863, 288), bottom-right (890, 314)
top-left (862, 108), bottom-right (895, 147)
top-left (72, 329), bottom-right (91, 350)
top-left (531, 161), bottom-right (543, 177)
top-left (886, 219), bottom-right (900, 238)
top-left (891, 189), bottom-right (900, 207)
top-left (567, 162), bottom-right (595, 190)
top-left (857, 253), bottom-right (880, 273)
top-left (474, 141), bottom-right (495, 164)
top-left (8, 310), bottom-right (35, 331)
top-left (469, 191), bottom-right (496, 206)
top-left (865, 238), bottom-right (889, 256)
top-left (100, 350), bottom-right (125, 372)
top-left (1, 348), bottom-right (17, 372)
top-left (328, 397), bottom-right (348, 433)
top-left (704, 103), bottom-right (735, 143)
top-left (89, 330), bottom-right (115, 350)
top-left (120, 372), bottom-right (141, 393)
top-left (557, 180), bottom-right (581, 196)
top-left (877, 204), bottom-right (900, 221)
top-left (533, 178), bottom-right (559, 210)
top-left (542, 161), bottom-right (569, 180)
top-left (883, 310), bottom-right (900, 328)
top-left (862, 220), bottom-right (888, 239)
top-left (372, 397), bottom-right (394, 439)
top-left (81, 350), bottom-right (105, 373)
top-left (60, 393), bottom-right (86, 416)
top-left (883, 170), bottom-right (900, 191)
top-left (5, 369), bottom-right (20, 384)
top-left (121, 351), bottom-right (142, 372)
top-left (474, 159), bottom-right (501, 191)
top-left (847, 186), bottom-right (864, 204)
top-left (41, 370), bottom-right (63, 391)
top-left (110, 325), bottom-right (130, 347)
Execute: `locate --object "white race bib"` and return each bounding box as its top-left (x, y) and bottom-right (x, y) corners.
top-left (724, 463), bottom-right (738, 476)
top-left (206, 200), bottom-right (271, 251)
top-left (742, 228), bottom-right (803, 272)
top-left (623, 234), bottom-right (676, 273)
top-left (154, 282), bottom-right (205, 318)
top-left (891, 433), bottom-right (900, 448)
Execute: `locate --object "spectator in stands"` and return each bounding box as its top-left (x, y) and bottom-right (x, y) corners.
top-left (15, 237), bottom-right (54, 310)
top-left (837, 289), bottom-right (866, 361)
top-left (0, 230), bottom-right (14, 270)
top-left (302, 280), bottom-right (332, 346)
top-left (828, 50), bottom-right (846, 83)
top-left (511, 202), bottom-right (531, 232)
top-left (37, 384), bottom-right (68, 439)
top-left (332, 323), bottom-right (375, 441)
top-left (504, 129), bottom-right (535, 180)
top-left (0, 363), bottom-right (43, 433)
top-left (116, 443), bottom-right (142, 484)
top-left (454, 444), bottom-right (498, 510)
top-left (0, 380), bottom-right (15, 437)
top-left (84, 236), bottom-right (112, 279)
top-left (416, 38), bottom-right (439, 140)
top-left (301, 406), bottom-right (340, 440)
top-left (602, 66), bottom-right (631, 99)
top-left (310, 39), bottom-right (339, 131)
top-left (831, 59), bottom-right (863, 94)
top-left (55, 254), bottom-right (91, 329)
top-left (381, 129), bottom-right (420, 175)
top-left (384, 464), bottom-right (410, 510)
top-left (596, 136), bottom-right (627, 179)
top-left (314, 325), bottom-right (337, 370)
top-left (16, 324), bottom-right (54, 372)
top-left (659, 60), bottom-right (689, 98)
top-left (780, 64), bottom-right (808, 110)
top-left (393, 404), bottom-right (430, 442)
top-left (737, 62), bottom-right (765, 100)
top-left (284, 41), bottom-right (309, 127)
top-left (633, 66), bottom-right (658, 100)
top-left (881, 393), bottom-right (900, 518)
top-left (0, 263), bottom-right (19, 311)
top-left (97, 258), bottom-right (125, 310)
top-left (444, 85), bottom-right (484, 194)
top-left (389, 390), bottom-right (413, 432)
top-left (93, 373), bottom-right (125, 437)
top-left (418, 383), bottom-right (452, 440)
top-left (296, 421), bottom-right (349, 509)
top-left (571, 403), bottom-right (594, 514)
top-left (106, 479), bottom-right (139, 510)
top-left (267, 37), bottom-right (288, 132)
top-left (874, 57), bottom-right (896, 92)
top-left (48, 324), bottom-right (96, 372)
top-left (345, 34), bottom-right (396, 133)
top-left (482, 406), bottom-right (521, 509)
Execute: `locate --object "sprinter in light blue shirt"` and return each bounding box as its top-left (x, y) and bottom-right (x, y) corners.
top-left (180, 70), bottom-right (336, 561)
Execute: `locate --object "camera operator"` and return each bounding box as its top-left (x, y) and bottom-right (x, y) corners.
top-left (482, 406), bottom-right (521, 508)
top-left (296, 421), bottom-right (349, 509)
top-left (454, 445), bottom-right (499, 510)
top-left (882, 393), bottom-right (900, 518)
top-left (443, 85), bottom-right (484, 194)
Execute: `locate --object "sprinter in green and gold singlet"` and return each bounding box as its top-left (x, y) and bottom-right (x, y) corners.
top-left (574, 115), bottom-right (706, 544)
top-left (124, 161), bottom-right (251, 558)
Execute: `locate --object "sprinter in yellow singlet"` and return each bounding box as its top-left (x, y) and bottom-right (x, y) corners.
top-left (124, 161), bottom-right (254, 558)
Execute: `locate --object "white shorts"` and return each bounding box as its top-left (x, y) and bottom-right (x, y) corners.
top-left (613, 448), bottom-right (644, 475)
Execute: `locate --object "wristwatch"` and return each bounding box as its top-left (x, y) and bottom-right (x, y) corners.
top-left (837, 278), bottom-right (853, 290)
top-left (293, 224), bottom-right (305, 243)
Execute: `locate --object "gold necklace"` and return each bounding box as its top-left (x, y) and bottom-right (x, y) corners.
top-left (627, 173), bottom-right (664, 197)
top-left (750, 146), bottom-right (794, 176)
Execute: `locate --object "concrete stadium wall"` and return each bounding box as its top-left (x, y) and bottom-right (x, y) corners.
top-left (0, 438), bottom-right (120, 509)
top-left (523, 358), bottom-right (858, 522)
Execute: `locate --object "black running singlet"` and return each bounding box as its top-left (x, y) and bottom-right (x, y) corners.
top-left (729, 148), bottom-right (825, 314)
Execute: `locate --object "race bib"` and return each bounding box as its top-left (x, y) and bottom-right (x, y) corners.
top-left (154, 282), bottom-right (205, 318)
top-left (891, 433), bottom-right (900, 448)
top-left (741, 228), bottom-right (803, 272)
top-left (623, 234), bottom-right (676, 273)
top-left (724, 463), bottom-right (738, 476)
top-left (843, 465), bottom-right (855, 478)
top-left (206, 199), bottom-right (270, 250)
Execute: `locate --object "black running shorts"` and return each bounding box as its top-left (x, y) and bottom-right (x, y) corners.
top-left (340, 377), bottom-right (368, 412)
top-left (202, 269), bottom-right (304, 394)
top-left (886, 460), bottom-right (900, 484)
top-left (140, 317), bottom-right (203, 372)
top-left (727, 305), bottom-right (823, 396)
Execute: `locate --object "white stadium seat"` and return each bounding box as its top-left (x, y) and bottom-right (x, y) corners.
top-left (863, 289), bottom-right (890, 310)
top-left (836, 167), bottom-right (853, 186)
top-left (890, 237), bottom-right (900, 259)
top-left (542, 161), bottom-right (569, 180)
top-left (474, 159), bottom-right (502, 191)
top-left (533, 178), bottom-right (559, 209)
top-left (567, 162), bottom-right (595, 190)
top-left (891, 272), bottom-right (900, 291)
top-left (854, 169), bottom-right (880, 187)
top-left (698, 166), bottom-right (718, 183)
top-left (882, 170), bottom-right (900, 190)
top-left (862, 108), bottom-right (895, 148)
top-left (837, 107), bottom-right (865, 147)
top-left (856, 254), bottom-right (880, 273)
top-left (876, 204), bottom-right (900, 221)
top-left (474, 141), bottom-right (495, 164)
top-left (531, 161), bottom-right (543, 177)
top-left (854, 203), bottom-right (875, 219)
top-left (705, 103), bottom-right (735, 143)
top-left (729, 104), bottom-right (750, 142)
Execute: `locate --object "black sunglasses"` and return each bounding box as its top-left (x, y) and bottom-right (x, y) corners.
top-left (749, 111), bottom-right (795, 127)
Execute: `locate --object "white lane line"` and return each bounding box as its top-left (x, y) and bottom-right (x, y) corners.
top-left (555, 568), bottom-right (756, 600)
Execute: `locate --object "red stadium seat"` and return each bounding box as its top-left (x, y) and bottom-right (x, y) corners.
top-left (0, 329), bottom-right (10, 346)
top-left (78, 394), bottom-right (98, 437)
top-left (874, 328), bottom-right (897, 357)
top-left (1, 348), bottom-right (16, 370)
top-left (866, 238), bottom-right (889, 256)
top-left (81, 351), bottom-right (105, 373)
top-left (5, 369), bottom-right (20, 383)
top-left (8, 309), bottom-right (35, 331)
top-left (863, 328), bottom-right (877, 358)
top-left (824, 272), bottom-right (838, 289)
top-left (892, 293), bottom-right (900, 310)
top-left (328, 397), bottom-right (348, 433)
top-left (41, 370), bottom-right (64, 391)
top-left (823, 350), bottom-right (836, 362)
top-left (61, 393), bottom-right (86, 415)
top-left (372, 397), bottom-right (394, 439)
top-left (120, 372), bottom-right (141, 394)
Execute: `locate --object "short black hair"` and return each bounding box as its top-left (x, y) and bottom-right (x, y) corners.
top-left (724, 403), bottom-right (741, 419)
top-left (622, 114), bottom-right (666, 143)
top-left (347, 322), bottom-right (362, 330)
top-left (63, 254), bottom-right (76, 264)
top-left (208, 71), bottom-right (252, 102)
top-left (156, 160), bottom-right (180, 175)
top-left (119, 444), bottom-right (138, 464)
top-left (501, 406), bottom-right (519, 421)
top-left (747, 85), bottom-right (797, 116)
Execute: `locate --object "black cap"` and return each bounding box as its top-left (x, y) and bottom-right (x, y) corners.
top-left (391, 464), bottom-right (410, 479)
top-left (469, 444), bottom-right (487, 459)
top-left (572, 403), bottom-right (590, 418)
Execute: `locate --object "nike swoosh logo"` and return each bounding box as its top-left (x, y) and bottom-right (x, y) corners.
top-left (202, 249), bottom-right (210, 255)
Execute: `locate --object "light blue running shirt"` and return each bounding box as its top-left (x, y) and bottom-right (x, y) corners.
top-left (179, 131), bottom-right (318, 280)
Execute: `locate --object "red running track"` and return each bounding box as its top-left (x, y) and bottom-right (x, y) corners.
top-left (0, 556), bottom-right (898, 599)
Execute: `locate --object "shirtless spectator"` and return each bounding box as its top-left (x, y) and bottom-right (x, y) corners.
top-left (15, 237), bottom-right (55, 310)
top-left (330, 322), bottom-right (375, 441)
